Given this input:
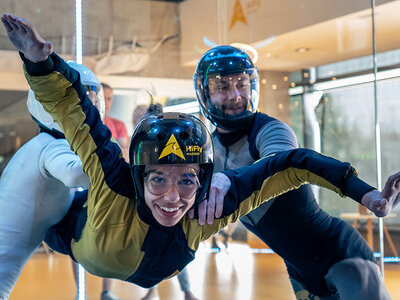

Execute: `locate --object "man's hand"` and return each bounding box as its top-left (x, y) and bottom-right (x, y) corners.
top-left (1, 14), bottom-right (53, 63)
top-left (188, 172), bottom-right (231, 225)
top-left (361, 172), bottom-right (400, 217)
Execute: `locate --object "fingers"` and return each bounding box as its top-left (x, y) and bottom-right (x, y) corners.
top-left (1, 15), bottom-right (13, 32)
top-left (197, 199), bottom-right (207, 226)
top-left (207, 187), bottom-right (216, 225)
top-left (214, 189), bottom-right (224, 218)
top-left (381, 172), bottom-right (400, 202)
top-left (187, 208), bottom-right (194, 219)
top-left (3, 15), bottom-right (19, 31)
top-left (15, 19), bottom-right (28, 35)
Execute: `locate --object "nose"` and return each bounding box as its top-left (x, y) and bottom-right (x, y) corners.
top-left (163, 183), bottom-right (180, 202)
top-left (227, 85), bottom-right (242, 102)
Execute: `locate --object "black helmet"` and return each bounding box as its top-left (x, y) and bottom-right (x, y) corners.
top-left (194, 45), bottom-right (260, 131)
top-left (129, 112), bottom-right (214, 206)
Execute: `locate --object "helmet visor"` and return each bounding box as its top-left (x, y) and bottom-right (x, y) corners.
top-left (85, 85), bottom-right (105, 121)
top-left (195, 68), bottom-right (259, 129)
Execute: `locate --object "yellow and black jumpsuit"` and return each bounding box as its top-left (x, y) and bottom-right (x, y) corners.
top-left (22, 52), bottom-right (374, 288)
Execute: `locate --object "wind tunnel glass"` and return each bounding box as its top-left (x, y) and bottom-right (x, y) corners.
top-left (144, 170), bottom-right (201, 198)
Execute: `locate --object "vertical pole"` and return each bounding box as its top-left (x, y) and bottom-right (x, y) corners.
top-left (75, 0), bottom-right (86, 298)
top-left (75, 0), bottom-right (83, 64)
top-left (370, 0), bottom-right (385, 276)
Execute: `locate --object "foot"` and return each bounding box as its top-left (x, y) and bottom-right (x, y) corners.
top-left (141, 287), bottom-right (160, 300)
top-left (100, 290), bottom-right (121, 300)
top-left (211, 236), bottom-right (220, 252)
top-left (184, 291), bottom-right (199, 300)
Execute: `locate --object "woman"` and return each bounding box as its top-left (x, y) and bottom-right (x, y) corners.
top-left (2, 13), bottom-right (399, 293)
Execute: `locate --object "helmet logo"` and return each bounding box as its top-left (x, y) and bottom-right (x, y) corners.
top-left (159, 134), bottom-right (186, 160)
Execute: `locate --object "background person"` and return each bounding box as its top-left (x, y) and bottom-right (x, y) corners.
top-left (102, 82), bottom-right (130, 160)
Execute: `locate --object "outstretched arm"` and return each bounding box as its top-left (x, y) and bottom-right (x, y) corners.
top-left (220, 149), bottom-right (399, 219)
top-left (2, 14), bottom-right (133, 224)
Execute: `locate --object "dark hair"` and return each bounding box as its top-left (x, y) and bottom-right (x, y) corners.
top-left (101, 82), bottom-right (112, 90)
top-left (146, 102), bottom-right (163, 117)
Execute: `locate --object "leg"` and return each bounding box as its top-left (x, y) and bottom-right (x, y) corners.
top-left (177, 268), bottom-right (198, 300)
top-left (289, 276), bottom-right (338, 300)
top-left (100, 279), bottom-right (120, 300)
top-left (210, 234), bottom-right (220, 251)
top-left (0, 187), bottom-right (73, 298)
top-left (325, 258), bottom-right (391, 300)
top-left (141, 286), bottom-right (160, 300)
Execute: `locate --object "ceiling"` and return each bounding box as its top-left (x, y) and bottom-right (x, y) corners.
top-left (0, 0), bottom-right (399, 81)
top-left (179, 0), bottom-right (400, 72)
top-left (254, 1), bottom-right (400, 71)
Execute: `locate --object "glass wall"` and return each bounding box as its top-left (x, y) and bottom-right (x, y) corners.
top-left (1, 0), bottom-right (400, 299)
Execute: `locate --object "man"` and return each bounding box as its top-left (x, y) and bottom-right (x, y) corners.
top-left (193, 45), bottom-right (393, 299)
top-left (102, 82), bottom-right (130, 160)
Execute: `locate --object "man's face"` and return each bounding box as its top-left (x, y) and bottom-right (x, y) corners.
top-left (103, 87), bottom-right (113, 117)
top-left (208, 73), bottom-right (251, 115)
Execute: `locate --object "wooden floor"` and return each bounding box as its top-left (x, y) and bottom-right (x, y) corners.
top-left (8, 242), bottom-right (400, 300)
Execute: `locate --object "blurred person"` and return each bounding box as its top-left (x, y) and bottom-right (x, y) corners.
top-left (102, 82), bottom-right (130, 160)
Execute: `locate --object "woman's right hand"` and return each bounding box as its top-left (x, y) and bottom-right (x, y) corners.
top-left (1, 14), bottom-right (53, 63)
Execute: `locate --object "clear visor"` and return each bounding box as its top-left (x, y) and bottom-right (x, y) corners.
top-left (207, 72), bottom-right (253, 116)
top-left (196, 69), bottom-right (259, 120)
top-left (85, 85), bottom-right (105, 121)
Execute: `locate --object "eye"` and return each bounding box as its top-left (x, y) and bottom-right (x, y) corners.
top-left (179, 178), bottom-right (196, 186)
top-left (217, 85), bottom-right (228, 91)
top-left (150, 176), bottom-right (166, 185)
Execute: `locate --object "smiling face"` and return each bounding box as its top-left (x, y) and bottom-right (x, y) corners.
top-left (208, 73), bottom-right (251, 116)
top-left (143, 164), bottom-right (201, 227)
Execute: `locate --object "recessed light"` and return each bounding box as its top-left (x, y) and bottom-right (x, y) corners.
top-left (295, 47), bottom-right (310, 53)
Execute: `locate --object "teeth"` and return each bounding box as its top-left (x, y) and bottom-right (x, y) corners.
top-left (160, 206), bottom-right (180, 212)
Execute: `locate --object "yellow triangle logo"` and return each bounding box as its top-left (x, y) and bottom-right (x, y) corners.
top-left (229, 0), bottom-right (248, 30)
top-left (158, 134), bottom-right (186, 160)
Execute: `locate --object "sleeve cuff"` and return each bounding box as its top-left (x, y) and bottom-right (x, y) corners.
top-left (342, 173), bottom-right (375, 203)
top-left (19, 51), bottom-right (54, 76)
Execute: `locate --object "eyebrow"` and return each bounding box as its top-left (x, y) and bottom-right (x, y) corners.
top-left (145, 169), bottom-right (199, 177)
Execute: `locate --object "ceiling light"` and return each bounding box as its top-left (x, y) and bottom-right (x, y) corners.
top-left (295, 47), bottom-right (310, 53)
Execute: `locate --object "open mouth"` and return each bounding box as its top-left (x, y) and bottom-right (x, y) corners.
top-left (156, 205), bottom-right (182, 218)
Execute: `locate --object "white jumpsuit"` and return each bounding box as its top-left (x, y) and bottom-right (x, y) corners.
top-left (0, 132), bottom-right (89, 300)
